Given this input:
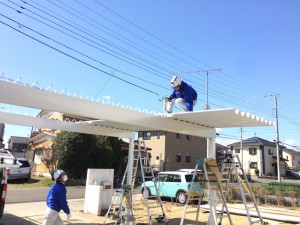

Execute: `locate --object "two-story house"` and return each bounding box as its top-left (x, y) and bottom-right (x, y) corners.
top-left (282, 148), bottom-right (300, 171)
top-left (7, 136), bottom-right (29, 158)
top-left (29, 110), bottom-right (88, 176)
top-left (29, 110), bottom-right (143, 177)
top-left (138, 130), bottom-right (227, 171)
top-left (228, 137), bottom-right (287, 176)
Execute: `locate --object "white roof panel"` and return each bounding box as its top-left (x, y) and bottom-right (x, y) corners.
top-left (0, 80), bottom-right (274, 138)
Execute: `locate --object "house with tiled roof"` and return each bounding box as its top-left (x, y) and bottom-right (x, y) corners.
top-left (7, 136), bottom-right (29, 157)
top-left (228, 136), bottom-right (287, 176)
top-left (282, 148), bottom-right (300, 171)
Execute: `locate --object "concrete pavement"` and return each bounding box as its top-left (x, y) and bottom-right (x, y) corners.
top-left (2, 199), bottom-right (104, 225)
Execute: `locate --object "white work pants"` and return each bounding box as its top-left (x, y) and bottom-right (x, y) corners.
top-left (42, 207), bottom-right (64, 225)
top-left (166, 98), bottom-right (197, 113)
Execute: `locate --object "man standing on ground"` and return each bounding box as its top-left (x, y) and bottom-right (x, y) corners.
top-left (42, 169), bottom-right (71, 225)
top-left (166, 76), bottom-right (197, 113)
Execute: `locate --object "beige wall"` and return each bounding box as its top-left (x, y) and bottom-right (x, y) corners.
top-left (263, 147), bottom-right (277, 175)
top-left (232, 145), bottom-right (286, 176)
top-left (283, 151), bottom-right (300, 171)
top-left (138, 131), bottom-right (207, 171)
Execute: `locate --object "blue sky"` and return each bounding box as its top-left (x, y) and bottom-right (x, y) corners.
top-left (0, 0), bottom-right (299, 149)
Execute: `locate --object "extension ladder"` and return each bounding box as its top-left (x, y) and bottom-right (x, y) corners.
top-left (220, 155), bottom-right (264, 225)
top-left (180, 157), bottom-right (232, 225)
top-left (138, 141), bottom-right (167, 224)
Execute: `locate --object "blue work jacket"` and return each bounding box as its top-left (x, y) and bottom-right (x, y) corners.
top-left (46, 181), bottom-right (70, 214)
top-left (169, 81), bottom-right (197, 111)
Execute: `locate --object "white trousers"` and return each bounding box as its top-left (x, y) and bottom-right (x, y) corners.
top-left (42, 207), bottom-right (64, 225)
top-left (166, 98), bottom-right (197, 113)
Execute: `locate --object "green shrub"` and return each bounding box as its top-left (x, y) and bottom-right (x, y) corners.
top-left (261, 182), bottom-right (300, 198)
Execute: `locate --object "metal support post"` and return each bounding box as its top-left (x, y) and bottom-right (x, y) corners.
top-left (126, 133), bottom-right (136, 186)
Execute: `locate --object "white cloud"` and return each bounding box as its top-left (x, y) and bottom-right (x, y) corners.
top-left (285, 138), bottom-right (296, 146)
top-left (283, 138), bottom-right (300, 151)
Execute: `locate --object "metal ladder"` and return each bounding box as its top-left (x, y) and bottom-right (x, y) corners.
top-left (220, 155), bottom-right (264, 225)
top-left (103, 163), bottom-right (136, 225)
top-left (103, 141), bottom-right (167, 224)
top-left (180, 158), bottom-right (233, 225)
top-left (138, 141), bottom-right (167, 224)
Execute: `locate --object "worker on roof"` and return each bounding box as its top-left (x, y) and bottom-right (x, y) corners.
top-left (165, 76), bottom-right (197, 113)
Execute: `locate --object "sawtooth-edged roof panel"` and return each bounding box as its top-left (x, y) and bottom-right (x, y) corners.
top-left (0, 80), bottom-right (274, 138)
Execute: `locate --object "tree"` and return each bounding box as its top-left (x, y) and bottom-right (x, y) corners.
top-left (53, 131), bottom-right (122, 178)
top-left (41, 142), bottom-right (63, 180)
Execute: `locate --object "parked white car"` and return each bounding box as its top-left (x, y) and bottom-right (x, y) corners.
top-left (177, 169), bottom-right (202, 173)
top-left (0, 149), bottom-right (21, 218)
top-left (0, 149), bottom-right (31, 182)
top-left (8, 158), bottom-right (31, 181)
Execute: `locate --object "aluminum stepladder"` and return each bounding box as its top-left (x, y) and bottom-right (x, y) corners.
top-left (220, 154), bottom-right (264, 225)
top-left (137, 141), bottom-right (167, 224)
top-left (103, 141), bottom-right (167, 225)
top-left (180, 157), bottom-right (232, 225)
top-left (102, 162), bottom-right (137, 225)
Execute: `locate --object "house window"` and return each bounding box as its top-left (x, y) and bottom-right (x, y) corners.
top-left (250, 162), bottom-right (258, 169)
top-left (34, 149), bottom-right (43, 165)
top-left (249, 148), bottom-right (257, 156)
top-left (142, 132), bottom-right (151, 140)
top-left (235, 149), bottom-right (240, 153)
top-left (268, 149), bottom-right (273, 155)
top-left (157, 131), bottom-right (160, 139)
top-left (286, 156), bottom-right (288, 160)
top-left (176, 133), bottom-right (182, 139)
top-left (176, 154), bottom-right (181, 162)
top-left (186, 155), bottom-right (191, 163)
top-left (186, 135), bottom-right (191, 140)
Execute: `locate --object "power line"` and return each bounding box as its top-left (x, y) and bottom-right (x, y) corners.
top-left (0, 18), bottom-right (161, 97)
top-left (2, 1), bottom-right (272, 115)
top-left (1, 1), bottom-right (299, 130)
top-left (5, 0), bottom-right (174, 80)
top-left (8, 0), bottom-right (276, 114)
top-left (41, 0), bottom-right (191, 72)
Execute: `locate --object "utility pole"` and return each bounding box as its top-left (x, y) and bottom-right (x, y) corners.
top-left (174, 67), bottom-right (223, 110)
top-left (240, 127), bottom-right (243, 170)
top-left (200, 68), bottom-right (223, 110)
top-left (274, 94), bottom-right (281, 182)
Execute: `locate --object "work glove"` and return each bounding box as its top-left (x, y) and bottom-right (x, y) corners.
top-left (67, 213), bottom-right (72, 219)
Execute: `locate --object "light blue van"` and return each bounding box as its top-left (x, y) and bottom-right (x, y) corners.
top-left (141, 171), bottom-right (201, 204)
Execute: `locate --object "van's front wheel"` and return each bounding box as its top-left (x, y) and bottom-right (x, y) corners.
top-left (142, 187), bottom-right (151, 199)
top-left (177, 191), bottom-right (187, 204)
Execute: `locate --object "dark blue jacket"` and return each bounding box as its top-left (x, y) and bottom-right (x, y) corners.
top-left (46, 181), bottom-right (70, 214)
top-left (169, 81), bottom-right (197, 111)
